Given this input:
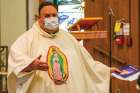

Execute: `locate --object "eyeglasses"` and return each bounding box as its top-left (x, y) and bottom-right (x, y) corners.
top-left (45, 13), bottom-right (57, 18)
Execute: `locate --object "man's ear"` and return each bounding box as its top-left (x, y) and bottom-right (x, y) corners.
top-left (34, 14), bottom-right (40, 20)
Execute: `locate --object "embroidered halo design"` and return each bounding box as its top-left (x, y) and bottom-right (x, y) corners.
top-left (47, 46), bottom-right (69, 84)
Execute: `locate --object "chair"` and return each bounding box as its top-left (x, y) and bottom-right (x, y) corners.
top-left (0, 46), bottom-right (8, 93)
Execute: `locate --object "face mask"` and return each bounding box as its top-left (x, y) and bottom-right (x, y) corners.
top-left (44, 17), bottom-right (59, 31)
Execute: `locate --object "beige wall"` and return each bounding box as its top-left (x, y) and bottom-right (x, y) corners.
top-left (0, 0), bottom-right (27, 46)
top-left (28, 0), bottom-right (39, 28)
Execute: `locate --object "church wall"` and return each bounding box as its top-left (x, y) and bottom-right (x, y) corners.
top-left (0, 0), bottom-right (26, 46)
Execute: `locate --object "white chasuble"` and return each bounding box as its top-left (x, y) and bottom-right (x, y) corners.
top-left (8, 22), bottom-right (110, 93)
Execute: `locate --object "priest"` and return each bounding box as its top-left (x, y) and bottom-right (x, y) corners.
top-left (7, 2), bottom-right (120, 93)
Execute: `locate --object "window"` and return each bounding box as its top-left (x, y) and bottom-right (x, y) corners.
top-left (58, 0), bottom-right (84, 31)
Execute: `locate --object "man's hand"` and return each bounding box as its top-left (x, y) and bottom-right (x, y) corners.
top-left (22, 55), bottom-right (48, 72)
top-left (110, 67), bottom-right (122, 73)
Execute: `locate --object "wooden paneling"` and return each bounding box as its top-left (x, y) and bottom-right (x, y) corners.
top-left (85, 0), bottom-right (140, 93)
top-left (111, 77), bottom-right (129, 93)
top-left (128, 0), bottom-right (139, 93)
top-left (130, 0), bottom-right (139, 66)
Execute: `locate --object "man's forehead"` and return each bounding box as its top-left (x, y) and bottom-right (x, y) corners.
top-left (40, 5), bottom-right (57, 14)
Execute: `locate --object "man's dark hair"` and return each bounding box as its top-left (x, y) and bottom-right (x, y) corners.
top-left (38, 2), bottom-right (58, 15)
